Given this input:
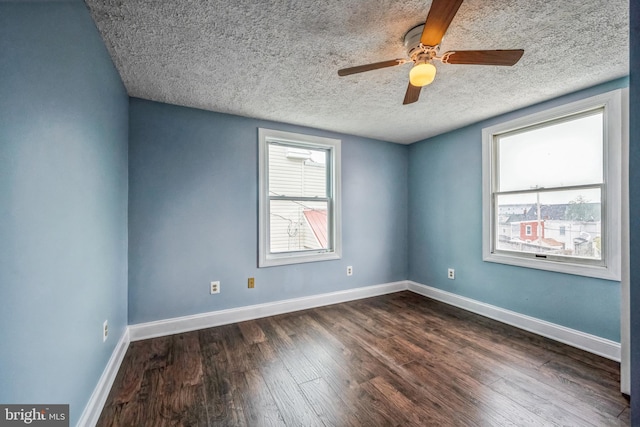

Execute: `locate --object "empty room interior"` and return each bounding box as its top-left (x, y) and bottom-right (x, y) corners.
top-left (2, 0), bottom-right (640, 425)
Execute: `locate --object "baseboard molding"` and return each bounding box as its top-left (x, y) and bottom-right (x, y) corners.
top-left (127, 279), bottom-right (620, 358)
top-left (79, 280), bottom-right (620, 425)
top-left (77, 328), bottom-right (130, 427)
top-left (129, 281), bottom-right (408, 341)
top-left (407, 281), bottom-right (621, 362)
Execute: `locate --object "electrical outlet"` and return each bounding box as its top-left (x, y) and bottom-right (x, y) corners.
top-left (210, 281), bottom-right (220, 294)
top-left (448, 268), bottom-right (455, 280)
top-left (347, 266), bottom-right (353, 276)
top-left (248, 277), bottom-right (255, 288)
top-left (103, 320), bottom-right (108, 342)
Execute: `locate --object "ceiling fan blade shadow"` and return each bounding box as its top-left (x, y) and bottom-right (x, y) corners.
top-left (338, 59), bottom-right (407, 76)
top-left (403, 82), bottom-right (422, 105)
top-left (441, 49), bottom-right (524, 66)
top-left (421, 0), bottom-right (464, 47)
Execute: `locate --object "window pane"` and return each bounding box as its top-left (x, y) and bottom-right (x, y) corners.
top-left (269, 200), bottom-right (329, 253)
top-left (495, 187), bottom-right (601, 260)
top-left (497, 111), bottom-right (603, 192)
top-left (268, 143), bottom-right (327, 198)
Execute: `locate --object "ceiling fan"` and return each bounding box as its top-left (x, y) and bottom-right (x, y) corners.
top-left (337, 0), bottom-right (524, 105)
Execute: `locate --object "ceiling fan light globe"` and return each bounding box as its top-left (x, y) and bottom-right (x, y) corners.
top-left (409, 63), bottom-right (437, 87)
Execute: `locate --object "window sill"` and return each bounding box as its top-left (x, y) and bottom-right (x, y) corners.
top-left (483, 251), bottom-right (620, 281)
top-left (259, 251), bottom-right (341, 268)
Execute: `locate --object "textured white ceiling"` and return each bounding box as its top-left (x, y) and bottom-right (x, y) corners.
top-left (85, 0), bottom-right (628, 144)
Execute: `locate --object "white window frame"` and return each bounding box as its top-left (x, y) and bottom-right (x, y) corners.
top-left (482, 90), bottom-right (624, 281)
top-left (258, 128), bottom-right (342, 267)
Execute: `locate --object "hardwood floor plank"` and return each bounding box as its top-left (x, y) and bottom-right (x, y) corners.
top-left (220, 324), bottom-right (255, 373)
top-left (96, 341), bottom-right (153, 427)
top-left (287, 313), bottom-right (360, 371)
top-left (281, 316), bottom-right (394, 426)
top-left (537, 358), bottom-right (628, 417)
top-left (461, 344), bottom-right (627, 423)
top-left (109, 342), bottom-right (151, 402)
top-left (156, 332), bottom-right (208, 426)
top-left (541, 357), bottom-right (622, 396)
top-left (199, 327), bottom-right (243, 426)
top-left (618, 407), bottom-right (631, 424)
top-left (409, 341), bottom-right (504, 387)
top-left (399, 359), bottom-right (511, 426)
top-left (305, 311), bottom-right (400, 383)
top-left (313, 305), bottom-right (382, 345)
top-left (342, 301), bottom-right (399, 339)
top-left (235, 369), bottom-right (285, 426)
top-left (361, 376), bottom-right (446, 426)
top-left (298, 378), bottom-right (359, 427)
top-left (184, 333), bottom-right (209, 420)
top-left (255, 341), bottom-right (323, 427)
top-left (258, 317), bottom-right (321, 384)
top-left (489, 377), bottom-right (625, 427)
top-left (98, 292), bottom-right (629, 426)
top-left (238, 320), bottom-right (267, 345)
top-left (296, 317), bottom-right (484, 425)
top-left (423, 361), bottom-right (554, 426)
top-left (502, 325), bottom-right (622, 375)
top-left (354, 381), bottom-right (409, 426)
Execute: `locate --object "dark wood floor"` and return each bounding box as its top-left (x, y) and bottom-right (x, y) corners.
top-left (97, 292), bottom-right (630, 426)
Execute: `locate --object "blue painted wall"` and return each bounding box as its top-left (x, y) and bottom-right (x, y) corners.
top-left (408, 78), bottom-right (628, 342)
top-left (629, 0), bottom-right (640, 421)
top-left (128, 98), bottom-right (408, 324)
top-left (1, 0), bottom-right (635, 422)
top-left (0, 2), bottom-right (129, 426)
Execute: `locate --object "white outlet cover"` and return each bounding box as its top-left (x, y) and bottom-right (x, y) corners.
top-left (103, 320), bottom-right (108, 342)
top-left (210, 281), bottom-right (220, 294)
top-left (347, 266), bottom-right (353, 276)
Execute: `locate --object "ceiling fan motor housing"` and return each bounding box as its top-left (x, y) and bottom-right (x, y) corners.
top-left (404, 24), bottom-right (439, 64)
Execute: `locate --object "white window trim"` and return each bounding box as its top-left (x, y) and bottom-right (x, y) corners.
top-left (258, 128), bottom-right (342, 267)
top-left (482, 89), bottom-right (624, 281)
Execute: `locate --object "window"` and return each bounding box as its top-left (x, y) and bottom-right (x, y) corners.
top-left (258, 128), bottom-right (341, 267)
top-left (482, 90), bottom-right (624, 280)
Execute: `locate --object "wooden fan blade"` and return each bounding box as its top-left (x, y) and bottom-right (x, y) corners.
top-left (338, 59), bottom-right (407, 76)
top-left (421, 0), bottom-right (464, 47)
top-left (441, 49), bottom-right (524, 66)
top-left (403, 83), bottom-right (422, 105)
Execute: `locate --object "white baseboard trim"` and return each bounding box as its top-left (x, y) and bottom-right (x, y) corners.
top-left (77, 328), bottom-right (130, 427)
top-left (78, 280), bottom-right (620, 426)
top-left (126, 279), bottom-right (620, 359)
top-left (407, 281), bottom-right (621, 362)
top-left (128, 281), bottom-right (408, 341)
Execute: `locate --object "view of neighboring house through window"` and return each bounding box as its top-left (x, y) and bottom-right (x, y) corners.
top-left (496, 110), bottom-right (603, 259)
top-left (482, 90), bottom-right (624, 280)
top-left (258, 128), bottom-right (341, 267)
top-left (269, 144), bottom-right (328, 252)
